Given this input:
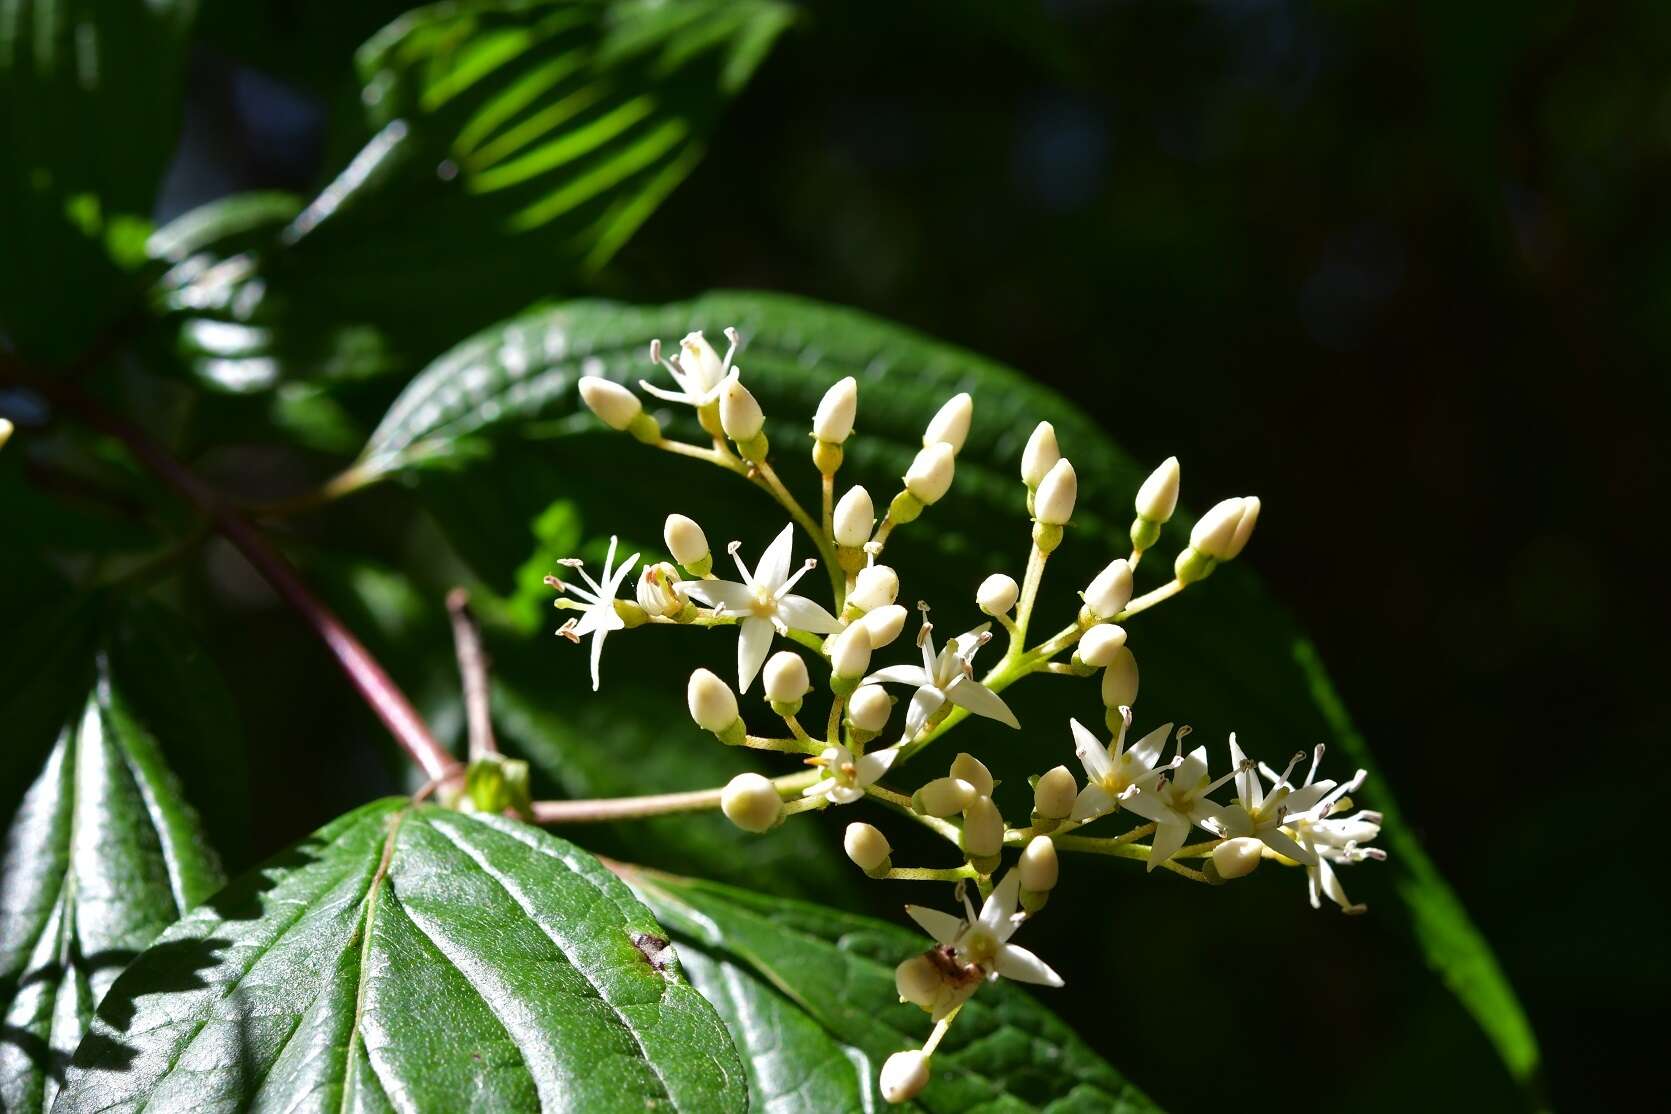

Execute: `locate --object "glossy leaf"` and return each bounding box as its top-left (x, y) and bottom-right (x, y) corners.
top-left (632, 871), bottom-right (1160, 1112)
top-left (55, 799), bottom-right (747, 1113)
top-left (0, 641), bottom-right (225, 1113)
top-left (356, 292), bottom-right (1539, 1094)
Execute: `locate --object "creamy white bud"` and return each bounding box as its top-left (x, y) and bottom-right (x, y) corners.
top-left (1223, 496), bottom-right (1260, 559)
top-left (679, 331), bottom-right (725, 389)
top-left (830, 623), bottom-right (873, 679)
top-left (0, 418), bottom-right (13, 449)
top-left (848, 684), bottom-right (893, 732)
top-left (895, 954), bottom-right (942, 1011)
top-left (976, 573), bottom-right (1019, 616)
top-left (764, 651), bottom-right (810, 702)
top-left (948, 752), bottom-right (993, 797)
top-left (1034, 765), bottom-right (1078, 820)
top-left (579, 376), bottom-right (642, 431)
top-left (1034, 458), bottom-right (1078, 525)
top-left (923, 392), bottom-right (973, 452)
top-left (1135, 456), bottom-right (1181, 523)
top-left (860, 604), bottom-right (908, 648)
top-left (913, 777), bottom-right (976, 817)
top-left (1019, 835), bottom-right (1059, 893)
top-left (1190, 497), bottom-right (1245, 560)
top-left (961, 795), bottom-right (1004, 858)
top-left (721, 772), bottom-right (781, 833)
top-left (833, 485), bottom-right (875, 547)
top-left (664, 514), bottom-right (709, 568)
top-left (719, 378), bottom-right (764, 441)
top-left (1078, 624), bottom-right (1127, 667)
top-left (844, 822), bottom-right (892, 873)
top-left (849, 564), bottom-right (899, 612)
top-left (635, 562), bottom-right (683, 617)
top-left (1020, 421), bottom-right (1060, 487)
top-left (904, 442), bottom-right (956, 504)
top-left (1213, 836), bottom-right (1264, 879)
top-left (880, 1050), bottom-right (931, 1104)
top-left (813, 376), bottom-right (858, 443)
top-left (1100, 647), bottom-right (1139, 709)
top-left (688, 668), bottom-right (739, 732)
top-left (1083, 559), bottom-right (1133, 619)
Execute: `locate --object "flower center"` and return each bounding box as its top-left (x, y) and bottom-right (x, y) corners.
top-left (750, 586), bottom-right (777, 617)
top-left (957, 926), bottom-right (999, 968)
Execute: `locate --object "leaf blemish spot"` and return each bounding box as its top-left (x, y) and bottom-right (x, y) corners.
top-left (631, 931), bottom-right (673, 973)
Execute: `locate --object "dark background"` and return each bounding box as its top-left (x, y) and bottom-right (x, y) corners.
top-left (144, 0), bottom-right (1666, 1109)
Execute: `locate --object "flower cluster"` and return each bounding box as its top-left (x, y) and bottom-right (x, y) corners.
top-left (559, 328), bottom-right (1386, 1103)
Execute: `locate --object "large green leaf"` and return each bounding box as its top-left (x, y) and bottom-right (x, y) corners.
top-left (0, 0), bottom-right (197, 360)
top-left (352, 292), bottom-right (1539, 1098)
top-left (55, 799), bottom-right (747, 1112)
top-left (631, 870), bottom-right (1159, 1112)
top-left (0, 623), bottom-right (225, 1113)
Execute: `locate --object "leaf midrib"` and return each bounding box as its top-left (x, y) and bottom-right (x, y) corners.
top-left (339, 805), bottom-right (411, 1114)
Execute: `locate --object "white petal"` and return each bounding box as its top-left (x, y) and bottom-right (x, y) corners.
top-left (1120, 787), bottom-right (1172, 825)
top-left (775, 594), bottom-right (842, 633)
top-left (863, 665), bottom-right (933, 688)
top-left (737, 617), bottom-right (775, 691)
top-left (802, 779), bottom-right (836, 798)
top-left (1283, 783), bottom-right (1333, 815)
top-left (1229, 735), bottom-right (1260, 809)
top-left (1070, 719), bottom-right (1113, 781)
top-left (854, 746), bottom-right (900, 787)
top-left (588, 628), bottom-right (608, 691)
top-left (1217, 803), bottom-right (1255, 838)
top-left (1258, 827), bottom-right (1316, 866)
top-left (1069, 783), bottom-right (1115, 821)
top-left (1126, 723), bottom-right (1172, 770)
top-left (993, 944), bottom-right (1064, 987)
top-left (639, 378), bottom-right (696, 404)
top-left (945, 677), bottom-right (1019, 728)
top-left (828, 784), bottom-right (864, 805)
top-left (905, 905), bottom-right (965, 947)
top-left (754, 524), bottom-right (796, 591)
top-left (952, 624), bottom-right (992, 666)
top-left (979, 872), bottom-right (1022, 935)
top-left (1146, 817), bottom-right (1191, 871)
top-left (904, 686), bottom-right (946, 738)
top-left (682, 579), bottom-right (756, 613)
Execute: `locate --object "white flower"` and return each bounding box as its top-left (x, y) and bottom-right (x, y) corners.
top-left (864, 617), bottom-right (1018, 738)
top-left (1212, 737), bottom-right (1333, 865)
top-left (553, 536), bottom-right (639, 691)
top-left (1067, 713), bottom-right (1175, 822)
top-left (639, 329), bottom-right (740, 408)
top-left (1122, 741), bottom-right (1240, 870)
top-left (1265, 747), bottom-right (1383, 914)
top-left (905, 872), bottom-right (1062, 987)
top-left (803, 743), bottom-right (899, 805)
top-left (681, 525), bottom-right (842, 690)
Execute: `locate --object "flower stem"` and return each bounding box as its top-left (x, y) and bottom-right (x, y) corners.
top-left (865, 784), bottom-right (962, 843)
top-left (883, 865), bottom-right (977, 882)
top-left (532, 769), bottom-right (819, 824)
top-left (445, 589), bottom-right (499, 762)
top-left (755, 459), bottom-right (844, 600)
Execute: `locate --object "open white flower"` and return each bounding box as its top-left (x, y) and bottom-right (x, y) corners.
top-left (681, 524), bottom-right (842, 691)
top-left (1122, 742), bottom-right (1238, 870)
top-left (803, 743), bottom-right (900, 805)
top-left (1067, 712), bottom-right (1177, 822)
top-left (553, 536), bottom-right (640, 691)
top-left (863, 617), bottom-right (1018, 738)
top-left (639, 329), bottom-right (740, 408)
top-left (1266, 748), bottom-right (1382, 913)
top-left (1211, 738), bottom-right (1338, 865)
top-left (905, 872), bottom-right (1062, 987)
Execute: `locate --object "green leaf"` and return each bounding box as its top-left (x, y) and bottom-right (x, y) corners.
top-left (630, 871), bottom-right (1160, 1112)
top-left (0, 620), bottom-right (226, 1113)
top-left (56, 800), bottom-right (747, 1113)
top-left (0, 0), bottom-right (198, 360)
top-left (355, 291), bottom-right (1540, 1097)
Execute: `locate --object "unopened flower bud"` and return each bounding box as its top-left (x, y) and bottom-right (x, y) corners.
top-left (829, 623), bottom-right (873, 685)
top-left (664, 514), bottom-right (710, 573)
top-left (1077, 624), bottom-right (1127, 668)
top-left (1019, 835), bottom-right (1059, 894)
top-left (861, 604), bottom-right (908, 648)
top-left (923, 392), bottom-right (973, 453)
top-left (1034, 458), bottom-right (1077, 525)
top-left (895, 954), bottom-right (942, 1012)
top-left (912, 777), bottom-right (976, 817)
top-left (1224, 496), bottom-right (1260, 559)
top-left (1083, 559), bottom-right (1133, 620)
top-left (764, 651), bottom-right (810, 704)
top-left (721, 772), bottom-right (782, 833)
top-left (833, 485), bottom-right (875, 547)
top-left (1033, 765), bottom-right (1078, 820)
top-left (849, 564), bottom-right (899, 612)
top-left (688, 668), bottom-right (740, 735)
top-left (635, 562), bottom-right (683, 617)
top-left (1213, 836), bottom-right (1264, 879)
top-left (1135, 456), bottom-right (1181, 524)
top-left (844, 822), bottom-right (892, 875)
top-left (813, 376), bottom-right (858, 443)
top-left (1020, 421), bottom-right (1060, 487)
top-left (848, 684), bottom-right (893, 733)
top-left (1190, 497), bottom-right (1245, 560)
top-left (961, 795), bottom-right (1004, 860)
top-left (880, 1050), bottom-right (931, 1104)
top-left (949, 752), bottom-right (993, 797)
top-left (719, 378), bottom-right (765, 441)
top-left (579, 376), bottom-right (642, 431)
top-left (1100, 647), bottom-right (1139, 709)
top-left (977, 573), bottom-right (1018, 616)
top-left (0, 418), bottom-right (14, 449)
top-left (904, 442), bottom-right (955, 505)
